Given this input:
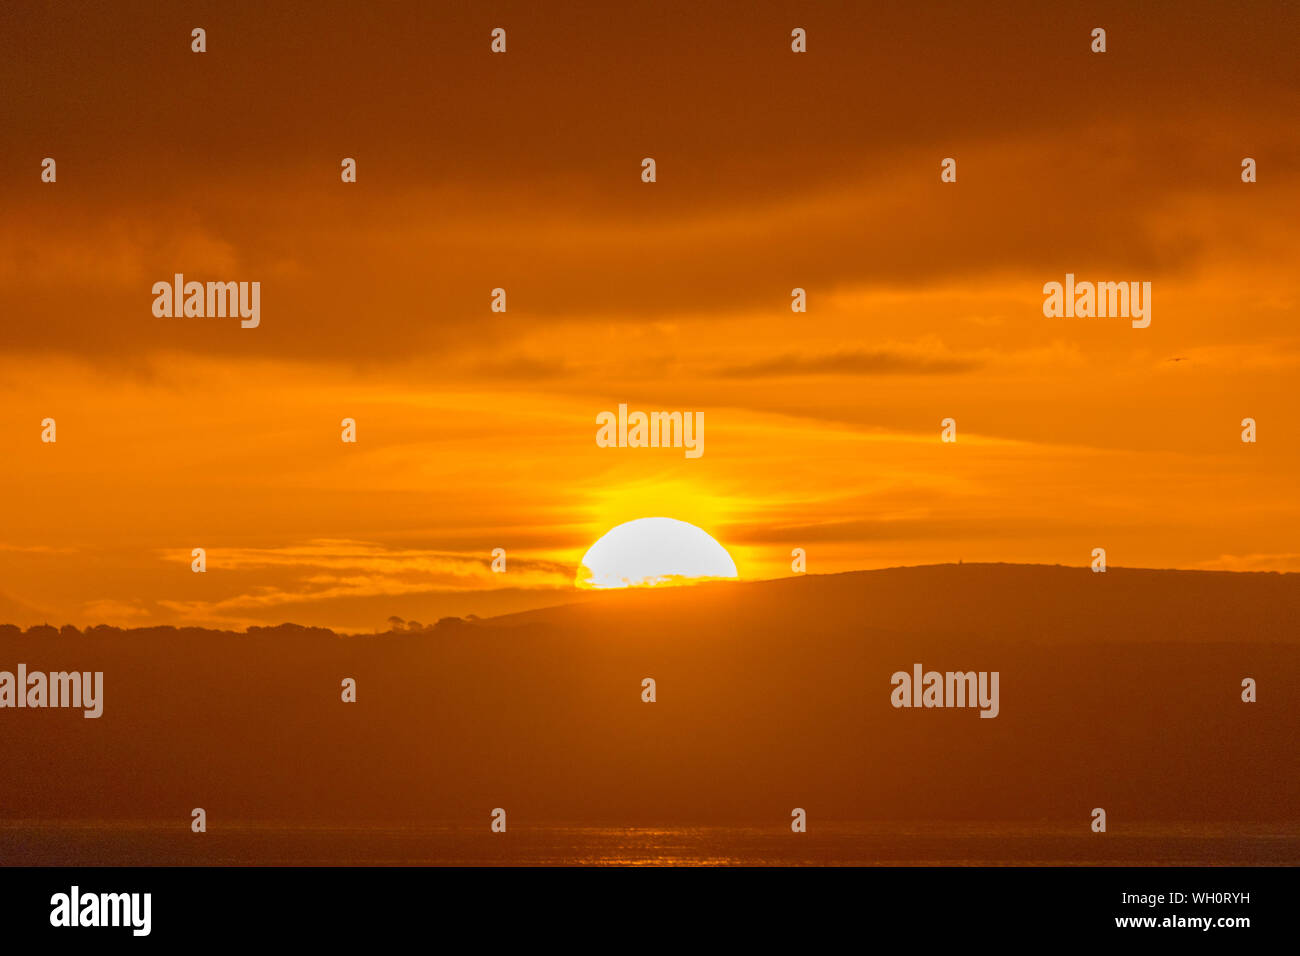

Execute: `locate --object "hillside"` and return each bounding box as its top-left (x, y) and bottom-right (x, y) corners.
top-left (1, 564), bottom-right (1295, 830)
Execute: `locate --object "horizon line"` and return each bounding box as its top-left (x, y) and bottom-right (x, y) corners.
top-left (4, 559), bottom-right (1296, 636)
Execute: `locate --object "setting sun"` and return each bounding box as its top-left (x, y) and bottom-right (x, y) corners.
top-left (576, 517), bottom-right (739, 589)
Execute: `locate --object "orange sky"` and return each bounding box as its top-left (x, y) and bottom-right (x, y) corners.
top-left (1, 1), bottom-right (1298, 630)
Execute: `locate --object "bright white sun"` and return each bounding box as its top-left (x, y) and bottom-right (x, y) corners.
top-left (577, 517), bottom-right (739, 589)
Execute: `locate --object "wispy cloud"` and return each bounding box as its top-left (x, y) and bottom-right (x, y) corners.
top-left (1196, 553), bottom-right (1300, 573)
top-left (719, 346), bottom-right (981, 379)
top-left (150, 540), bottom-right (576, 628)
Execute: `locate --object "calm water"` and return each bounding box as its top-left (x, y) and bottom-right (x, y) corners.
top-left (3, 822), bottom-right (1297, 866)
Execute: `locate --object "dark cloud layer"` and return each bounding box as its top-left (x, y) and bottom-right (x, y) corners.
top-left (1, 1), bottom-right (1297, 360)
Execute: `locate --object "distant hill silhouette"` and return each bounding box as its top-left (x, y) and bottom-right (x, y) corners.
top-left (1, 564), bottom-right (1296, 834)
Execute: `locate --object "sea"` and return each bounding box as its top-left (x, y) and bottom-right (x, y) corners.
top-left (2, 821), bottom-right (1297, 866)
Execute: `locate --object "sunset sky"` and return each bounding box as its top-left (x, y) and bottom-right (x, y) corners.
top-left (1, 1), bottom-right (1298, 630)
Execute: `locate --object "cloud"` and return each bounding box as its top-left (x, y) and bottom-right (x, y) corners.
top-left (81, 599), bottom-right (152, 624)
top-left (1196, 554), bottom-right (1300, 573)
top-left (164, 539), bottom-right (575, 582)
top-left (5, 117), bottom-right (1298, 363)
top-left (468, 355), bottom-right (574, 381)
top-left (151, 540), bottom-right (576, 628)
top-left (719, 346), bottom-right (981, 379)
